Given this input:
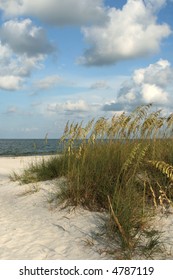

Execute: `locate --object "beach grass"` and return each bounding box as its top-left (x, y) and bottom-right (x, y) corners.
top-left (11, 104), bottom-right (173, 258)
top-left (11, 155), bottom-right (66, 184)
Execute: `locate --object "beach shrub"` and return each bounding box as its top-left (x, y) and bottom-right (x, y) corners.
top-left (58, 104), bottom-right (173, 255)
top-left (12, 104), bottom-right (173, 257)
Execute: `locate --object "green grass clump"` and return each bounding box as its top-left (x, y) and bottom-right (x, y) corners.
top-left (12, 104), bottom-right (173, 258)
top-left (11, 155), bottom-right (67, 184)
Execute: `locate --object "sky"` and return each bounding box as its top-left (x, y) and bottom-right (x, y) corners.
top-left (0, 0), bottom-right (173, 139)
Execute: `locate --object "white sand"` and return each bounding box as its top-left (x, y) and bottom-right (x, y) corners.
top-left (0, 156), bottom-right (114, 260)
top-left (0, 156), bottom-right (173, 260)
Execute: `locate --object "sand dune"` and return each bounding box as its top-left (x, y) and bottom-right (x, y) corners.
top-left (0, 156), bottom-right (173, 260)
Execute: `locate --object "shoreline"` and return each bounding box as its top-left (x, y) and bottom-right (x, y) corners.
top-left (0, 153), bottom-right (58, 158)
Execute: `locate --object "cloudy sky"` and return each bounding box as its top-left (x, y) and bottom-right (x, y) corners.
top-left (0, 0), bottom-right (173, 138)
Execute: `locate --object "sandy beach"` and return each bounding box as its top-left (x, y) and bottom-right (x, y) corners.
top-left (0, 156), bottom-right (173, 260)
top-left (0, 156), bottom-right (114, 260)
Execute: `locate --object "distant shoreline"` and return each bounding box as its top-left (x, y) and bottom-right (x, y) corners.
top-left (0, 152), bottom-right (58, 158)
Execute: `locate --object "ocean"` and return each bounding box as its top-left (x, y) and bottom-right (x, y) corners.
top-left (0, 139), bottom-right (62, 157)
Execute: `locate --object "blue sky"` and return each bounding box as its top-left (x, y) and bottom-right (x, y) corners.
top-left (0, 0), bottom-right (173, 138)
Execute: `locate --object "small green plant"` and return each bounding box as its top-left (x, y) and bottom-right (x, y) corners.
top-left (139, 229), bottom-right (164, 259)
top-left (10, 155), bottom-right (66, 184)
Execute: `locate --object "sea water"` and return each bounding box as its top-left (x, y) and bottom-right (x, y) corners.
top-left (0, 139), bottom-right (62, 156)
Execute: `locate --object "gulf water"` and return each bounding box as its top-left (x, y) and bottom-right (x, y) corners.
top-left (0, 139), bottom-right (62, 156)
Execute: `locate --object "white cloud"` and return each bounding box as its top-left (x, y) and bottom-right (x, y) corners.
top-left (47, 100), bottom-right (89, 114)
top-left (0, 0), bottom-right (107, 26)
top-left (142, 83), bottom-right (168, 103)
top-left (64, 100), bottom-right (89, 112)
top-left (35, 75), bottom-right (63, 90)
top-left (0, 42), bottom-right (11, 61)
top-left (0, 75), bottom-right (23, 91)
top-left (78, 0), bottom-right (171, 66)
top-left (0, 50), bottom-right (44, 77)
top-left (133, 59), bottom-right (172, 87)
top-left (0, 41), bottom-right (45, 91)
top-left (0, 43), bottom-right (23, 90)
top-left (0, 18), bottom-right (52, 91)
top-left (0, 18), bottom-right (54, 57)
top-left (102, 59), bottom-right (173, 111)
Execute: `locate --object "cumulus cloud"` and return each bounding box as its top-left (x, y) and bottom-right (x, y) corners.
top-left (0, 48), bottom-right (44, 77)
top-left (102, 59), bottom-right (173, 111)
top-left (133, 59), bottom-right (172, 87)
top-left (0, 41), bottom-right (45, 90)
top-left (0, 18), bottom-right (53, 91)
top-left (0, 43), bottom-right (22, 90)
top-left (0, 0), bottom-right (107, 26)
top-left (35, 75), bottom-right (63, 90)
top-left (141, 83), bottom-right (168, 103)
top-left (0, 18), bottom-right (54, 57)
top-left (78, 0), bottom-right (171, 66)
top-left (0, 42), bottom-right (11, 61)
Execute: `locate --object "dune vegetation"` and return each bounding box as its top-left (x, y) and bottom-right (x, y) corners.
top-left (12, 104), bottom-right (173, 258)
